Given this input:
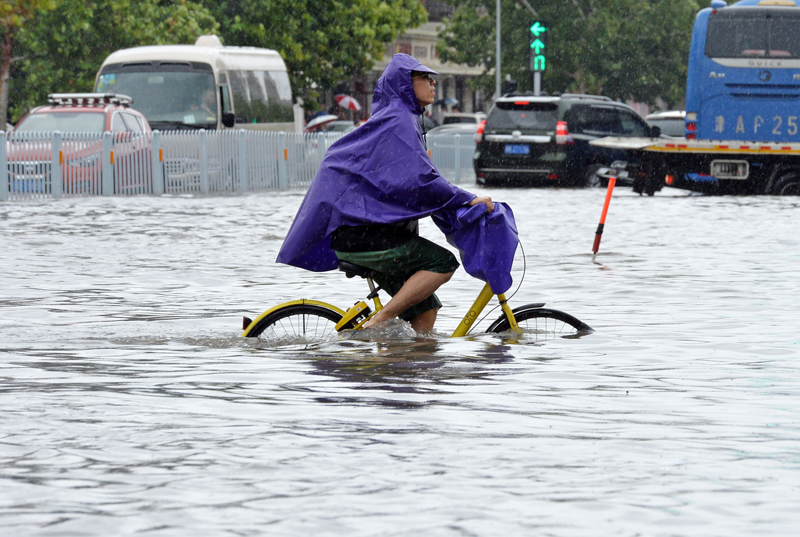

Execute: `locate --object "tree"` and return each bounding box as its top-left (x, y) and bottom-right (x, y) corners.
top-left (438, 0), bottom-right (700, 108)
top-left (0, 0), bottom-right (56, 125)
top-left (201, 0), bottom-right (428, 109)
top-left (9, 0), bottom-right (217, 122)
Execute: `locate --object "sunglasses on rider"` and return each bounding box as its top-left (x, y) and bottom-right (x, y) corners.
top-left (412, 73), bottom-right (436, 84)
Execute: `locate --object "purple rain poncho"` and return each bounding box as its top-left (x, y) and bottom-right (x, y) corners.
top-left (277, 53), bottom-right (518, 293)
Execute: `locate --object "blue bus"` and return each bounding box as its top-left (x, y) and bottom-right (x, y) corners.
top-left (685, 0), bottom-right (800, 142)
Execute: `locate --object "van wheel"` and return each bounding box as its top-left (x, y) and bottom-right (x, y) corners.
top-left (771, 173), bottom-right (800, 195)
top-left (583, 164), bottom-right (604, 188)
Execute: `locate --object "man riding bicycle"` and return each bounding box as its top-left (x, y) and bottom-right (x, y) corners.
top-left (277, 54), bottom-right (494, 332)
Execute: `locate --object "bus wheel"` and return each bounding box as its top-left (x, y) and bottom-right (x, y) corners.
top-left (771, 173), bottom-right (800, 196)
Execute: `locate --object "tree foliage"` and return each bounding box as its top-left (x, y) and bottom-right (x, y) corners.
top-left (9, 0), bottom-right (217, 122)
top-left (201, 0), bottom-right (427, 108)
top-left (0, 0), bottom-right (57, 124)
top-left (5, 0), bottom-right (428, 122)
top-left (438, 0), bottom-right (701, 108)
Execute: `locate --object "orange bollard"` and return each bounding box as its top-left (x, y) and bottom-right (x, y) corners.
top-left (592, 177), bottom-right (616, 263)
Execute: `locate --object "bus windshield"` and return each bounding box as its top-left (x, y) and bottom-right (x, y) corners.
top-left (705, 9), bottom-right (800, 59)
top-left (96, 68), bottom-right (217, 128)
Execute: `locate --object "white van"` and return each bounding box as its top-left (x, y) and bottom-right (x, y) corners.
top-left (94, 35), bottom-right (294, 131)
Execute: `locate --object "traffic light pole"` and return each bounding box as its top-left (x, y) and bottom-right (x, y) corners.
top-left (495, 0), bottom-right (501, 100)
top-left (533, 72), bottom-right (540, 96)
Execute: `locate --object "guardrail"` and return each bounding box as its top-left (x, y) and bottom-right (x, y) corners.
top-left (0, 130), bottom-right (476, 201)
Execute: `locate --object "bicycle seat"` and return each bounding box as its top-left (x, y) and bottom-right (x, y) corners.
top-left (338, 261), bottom-right (375, 279)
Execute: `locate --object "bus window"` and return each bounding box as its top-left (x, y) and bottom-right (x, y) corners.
top-left (229, 70), bottom-right (293, 124)
top-left (769, 20), bottom-right (800, 58)
top-left (706, 11), bottom-right (800, 59)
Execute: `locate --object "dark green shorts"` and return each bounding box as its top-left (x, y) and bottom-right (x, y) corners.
top-left (334, 236), bottom-right (460, 321)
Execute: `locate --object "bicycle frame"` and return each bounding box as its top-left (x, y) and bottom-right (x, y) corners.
top-left (359, 280), bottom-right (520, 337)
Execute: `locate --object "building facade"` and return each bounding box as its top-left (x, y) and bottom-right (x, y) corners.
top-left (328, 2), bottom-right (487, 123)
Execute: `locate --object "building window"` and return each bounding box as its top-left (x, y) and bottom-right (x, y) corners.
top-left (432, 45), bottom-right (439, 59)
top-left (413, 46), bottom-right (428, 58)
top-left (396, 42), bottom-right (412, 55)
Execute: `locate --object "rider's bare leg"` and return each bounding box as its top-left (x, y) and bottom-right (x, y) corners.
top-left (363, 270), bottom-right (453, 329)
top-left (409, 308), bottom-right (439, 332)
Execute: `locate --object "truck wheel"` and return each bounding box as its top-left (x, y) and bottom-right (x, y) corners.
top-left (771, 173), bottom-right (800, 195)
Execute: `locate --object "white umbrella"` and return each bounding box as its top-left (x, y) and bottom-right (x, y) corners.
top-left (304, 114), bottom-right (339, 131)
top-left (334, 94), bottom-right (362, 111)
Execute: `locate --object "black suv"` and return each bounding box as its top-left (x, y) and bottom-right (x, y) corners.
top-left (473, 94), bottom-right (658, 187)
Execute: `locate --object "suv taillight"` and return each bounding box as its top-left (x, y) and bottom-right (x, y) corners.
top-left (556, 121), bottom-right (573, 145)
top-left (474, 120), bottom-right (486, 144)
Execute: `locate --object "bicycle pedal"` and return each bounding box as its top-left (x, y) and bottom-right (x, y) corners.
top-left (335, 301), bottom-right (372, 331)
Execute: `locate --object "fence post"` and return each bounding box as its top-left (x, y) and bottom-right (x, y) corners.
top-left (454, 134), bottom-right (462, 185)
top-left (237, 129), bottom-right (249, 192)
top-left (0, 131), bottom-right (6, 201)
top-left (51, 131), bottom-right (63, 198)
top-left (102, 132), bottom-right (114, 195)
top-left (151, 130), bottom-right (164, 195)
top-left (277, 131), bottom-right (288, 190)
top-left (199, 130), bottom-right (209, 194)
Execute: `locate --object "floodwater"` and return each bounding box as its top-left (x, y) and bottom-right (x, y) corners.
top-left (1, 186), bottom-right (799, 536)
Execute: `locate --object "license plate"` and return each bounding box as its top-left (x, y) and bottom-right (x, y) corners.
top-left (504, 144), bottom-right (529, 155)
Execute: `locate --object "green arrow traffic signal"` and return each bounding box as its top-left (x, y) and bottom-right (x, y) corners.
top-left (530, 39), bottom-right (545, 53)
top-left (530, 21), bottom-right (547, 36)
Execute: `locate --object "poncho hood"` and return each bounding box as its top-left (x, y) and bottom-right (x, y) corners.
top-left (372, 53), bottom-right (438, 117)
top-left (277, 54), bottom-right (473, 272)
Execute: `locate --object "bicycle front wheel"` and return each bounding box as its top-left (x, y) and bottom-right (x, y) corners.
top-left (486, 305), bottom-right (593, 339)
top-left (244, 302), bottom-right (345, 340)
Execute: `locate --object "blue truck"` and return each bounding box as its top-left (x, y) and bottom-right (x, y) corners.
top-left (594, 0), bottom-right (800, 195)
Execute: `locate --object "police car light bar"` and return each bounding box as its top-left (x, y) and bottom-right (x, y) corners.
top-left (47, 93), bottom-right (134, 107)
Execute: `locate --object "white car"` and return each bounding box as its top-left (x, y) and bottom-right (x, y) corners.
top-left (426, 123), bottom-right (479, 135)
top-left (646, 110), bottom-right (685, 138)
top-left (441, 112), bottom-right (486, 125)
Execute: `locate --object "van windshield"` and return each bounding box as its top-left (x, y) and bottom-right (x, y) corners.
top-left (96, 66), bottom-right (217, 128)
top-left (485, 101), bottom-right (557, 133)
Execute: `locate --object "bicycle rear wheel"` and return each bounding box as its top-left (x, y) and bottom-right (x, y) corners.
top-left (486, 305), bottom-right (592, 339)
top-left (244, 303), bottom-right (346, 340)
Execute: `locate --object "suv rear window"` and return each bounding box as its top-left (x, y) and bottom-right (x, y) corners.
top-left (485, 101), bottom-right (557, 133)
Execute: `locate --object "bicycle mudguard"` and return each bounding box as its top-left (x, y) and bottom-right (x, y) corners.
top-left (241, 299), bottom-right (346, 337)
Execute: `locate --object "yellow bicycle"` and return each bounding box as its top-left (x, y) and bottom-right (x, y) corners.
top-left (242, 260), bottom-right (592, 340)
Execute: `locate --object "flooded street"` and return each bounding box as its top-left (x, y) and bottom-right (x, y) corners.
top-left (2, 186), bottom-right (799, 535)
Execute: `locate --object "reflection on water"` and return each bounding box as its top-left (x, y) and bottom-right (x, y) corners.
top-left (1, 189), bottom-right (800, 535)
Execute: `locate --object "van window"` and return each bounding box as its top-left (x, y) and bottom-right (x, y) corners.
top-left (228, 70), bottom-right (293, 123)
top-left (486, 101), bottom-right (557, 133)
top-left (96, 63), bottom-right (217, 128)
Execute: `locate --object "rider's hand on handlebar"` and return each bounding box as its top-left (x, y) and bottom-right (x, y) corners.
top-left (469, 196), bottom-right (494, 213)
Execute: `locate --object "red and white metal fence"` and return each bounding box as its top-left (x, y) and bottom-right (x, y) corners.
top-left (0, 130), bottom-right (475, 201)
